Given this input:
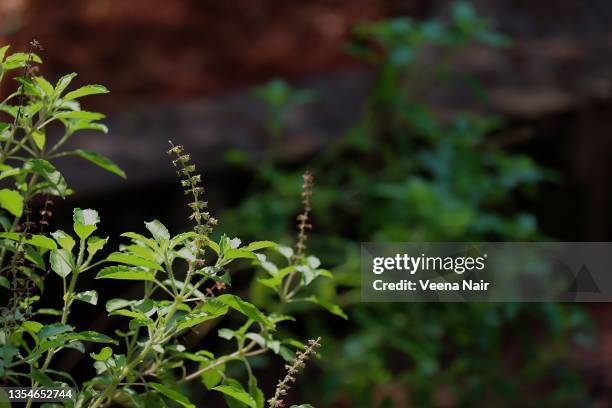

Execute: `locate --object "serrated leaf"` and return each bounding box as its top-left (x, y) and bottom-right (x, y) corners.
top-left (145, 220), bottom-right (170, 244)
top-left (96, 266), bottom-right (154, 281)
top-left (68, 120), bottom-right (108, 134)
top-left (121, 232), bottom-right (159, 249)
top-left (176, 304), bottom-right (229, 331)
top-left (0, 189), bottom-right (23, 217)
top-left (73, 208), bottom-right (99, 240)
top-left (0, 232), bottom-right (57, 250)
top-left (69, 149), bottom-right (125, 178)
top-left (106, 253), bottom-right (163, 272)
top-left (51, 230), bottom-right (75, 251)
top-left (150, 383), bottom-right (195, 408)
top-left (0, 276), bottom-right (9, 289)
top-left (63, 84), bottom-right (109, 100)
top-left (87, 236), bottom-right (108, 257)
top-left (217, 294), bottom-right (273, 329)
top-left (54, 72), bottom-right (77, 96)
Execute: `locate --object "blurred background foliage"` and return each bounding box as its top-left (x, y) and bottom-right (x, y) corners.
top-left (0, 0), bottom-right (608, 406)
top-left (222, 3), bottom-right (593, 406)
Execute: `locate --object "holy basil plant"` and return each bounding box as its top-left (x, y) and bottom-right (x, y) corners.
top-left (0, 44), bottom-right (339, 408)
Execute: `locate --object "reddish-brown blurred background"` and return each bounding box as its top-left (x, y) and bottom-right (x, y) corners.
top-left (2, 0), bottom-right (612, 403)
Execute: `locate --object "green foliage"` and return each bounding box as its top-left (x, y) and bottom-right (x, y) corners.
top-left (0, 45), bottom-right (334, 408)
top-left (252, 79), bottom-right (317, 139)
top-left (223, 3), bottom-right (592, 406)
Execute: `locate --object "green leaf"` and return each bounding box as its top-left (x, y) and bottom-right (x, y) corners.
top-left (2, 52), bottom-right (42, 70)
top-left (105, 298), bottom-right (133, 312)
top-left (201, 360), bottom-right (225, 389)
top-left (275, 245), bottom-right (294, 259)
top-left (64, 331), bottom-right (117, 344)
top-left (32, 130), bottom-right (45, 150)
top-left (0, 232), bottom-right (57, 250)
top-left (36, 308), bottom-right (63, 316)
top-left (25, 159), bottom-right (68, 198)
top-left (106, 252), bottom-right (163, 272)
top-left (0, 189), bottom-right (23, 217)
top-left (0, 167), bottom-right (24, 181)
top-left (150, 383), bottom-right (195, 408)
top-left (304, 296), bottom-right (348, 320)
top-left (245, 333), bottom-right (280, 354)
top-left (110, 309), bottom-right (150, 321)
top-left (217, 294), bottom-right (273, 329)
top-left (96, 266), bottom-right (154, 281)
top-left (38, 323), bottom-right (73, 340)
top-left (55, 110), bottom-right (105, 121)
top-left (63, 84), bottom-right (109, 100)
top-left (49, 249), bottom-right (73, 278)
top-left (67, 120), bottom-right (108, 134)
top-left (75, 290), bottom-right (98, 305)
top-left (121, 232), bottom-right (159, 249)
top-left (90, 346), bottom-right (113, 361)
top-left (245, 241), bottom-right (277, 251)
top-left (22, 320), bottom-right (43, 333)
top-left (145, 220), bottom-right (170, 244)
top-left (224, 249), bottom-right (257, 261)
top-left (218, 328), bottom-right (235, 340)
top-left (69, 149), bottom-right (126, 178)
top-left (169, 231), bottom-right (197, 248)
top-left (51, 230), bottom-right (75, 251)
top-left (0, 45), bottom-right (9, 62)
top-left (54, 72), bottom-right (77, 96)
top-left (87, 236), bottom-right (108, 257)
top-left (176, 304), bottom-right (229, 331)
top-left (213, 380), bottom-right (256, 408)
top-left (29, 370), bottom-right (54, 386)
top-left (0, 276), bottom-right (9, 289)
top-left (73, 208), bottom-right (100, 240)
top-left (144, 393), bottom-right (167, 408)
top-left (248, 376), bottom-right (265, 408)
top-left (34, 76), bottom-right (54, 97)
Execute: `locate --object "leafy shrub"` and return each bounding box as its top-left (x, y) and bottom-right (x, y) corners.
top-left (223, 3), bottom-right (592, 406)
top-left (0, 44), bottom-right (339, 408)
